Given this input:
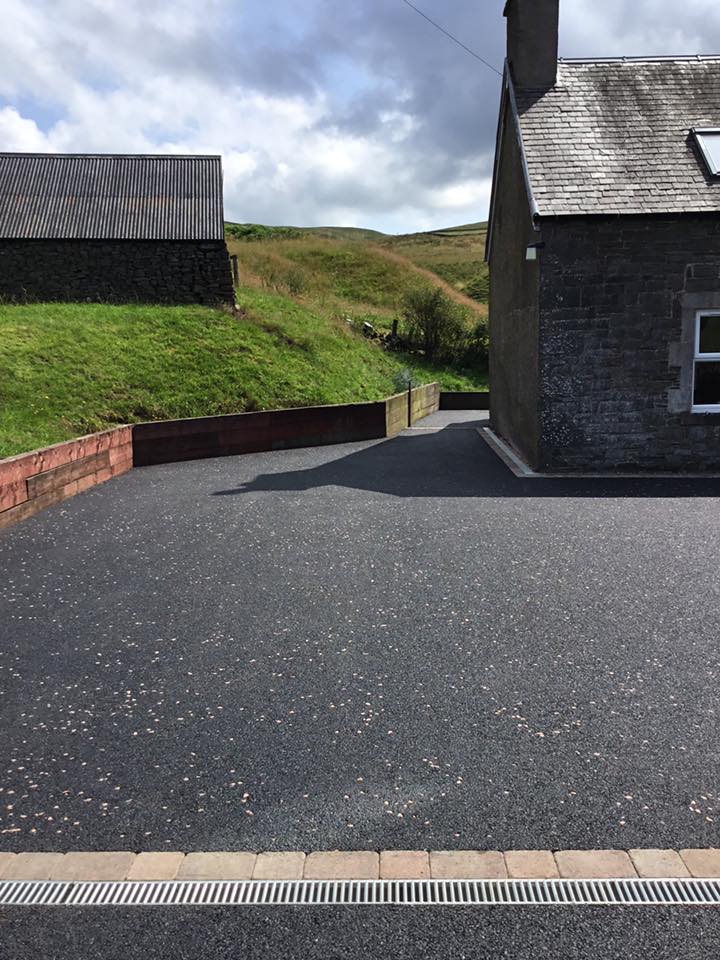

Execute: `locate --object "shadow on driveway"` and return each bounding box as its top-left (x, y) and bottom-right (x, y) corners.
top-left (212, 424), bottom-right (720, 500)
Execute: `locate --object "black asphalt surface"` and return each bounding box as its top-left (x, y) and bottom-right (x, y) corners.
top-left (1, 411), bottom-right (720, 851)
top-left (3, 906), bottom-right (720, 960)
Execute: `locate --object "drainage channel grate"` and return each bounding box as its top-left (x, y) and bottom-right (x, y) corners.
top-left (2, 879), bottom-right (720, 907)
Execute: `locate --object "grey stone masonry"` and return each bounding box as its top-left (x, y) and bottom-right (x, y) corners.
top-left (488, 86), bottom-right (541, 469)
top-left (537, 214), bottom-right (720, 472)
top-left (0, 239), bottom-right (234, 306)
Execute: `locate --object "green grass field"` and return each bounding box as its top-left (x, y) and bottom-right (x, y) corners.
top-left (228, 221), bottom-right (489, 308)
top-left (0, 221), bottom-right (489, 458)
top-left (377, 223), bottom-right (489, 302)
top-left (226, 222), bottom-right (489, 334)
top-left (0, 294), bottom-right (486, 458)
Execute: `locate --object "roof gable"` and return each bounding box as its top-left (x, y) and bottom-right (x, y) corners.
top-left (515, 57), bottom-right (720, 217)
top-left (485, 70), bottom-right (540, 262)
top-left (0, 153), bottom-right (225, 240)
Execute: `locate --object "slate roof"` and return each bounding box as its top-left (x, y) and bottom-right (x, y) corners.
top-left (0, 153), bottom-right (225, 240)
top-left (514, 57), bottom-right (720, 217)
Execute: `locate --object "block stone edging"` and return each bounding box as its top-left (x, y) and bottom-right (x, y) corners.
top-left (1, 848), bottom-right (718, 882)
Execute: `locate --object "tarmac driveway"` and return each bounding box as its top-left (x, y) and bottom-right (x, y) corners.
top-left (1, 410), bottom-right (719, 852)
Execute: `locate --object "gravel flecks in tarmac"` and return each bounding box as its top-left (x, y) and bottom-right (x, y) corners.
top-left (1, 412), bottom-right (720, 851)
top-left (5, 906), bottom-right (720, 960)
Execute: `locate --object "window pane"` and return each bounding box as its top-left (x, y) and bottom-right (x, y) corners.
top-left (699, 314), bottom-right (720, 354)
top-left (696, 131), bottom-right (720, 175)
top-left (694, 361), bottom-right (720, 406)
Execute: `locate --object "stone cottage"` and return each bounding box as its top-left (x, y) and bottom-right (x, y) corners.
top-left (0, 153), bottom-right (234, 306)
top-left (487, 0), bottom-right (720, 471)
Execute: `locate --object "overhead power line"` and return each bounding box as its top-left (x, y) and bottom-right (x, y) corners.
top-left (399, 0), bottom-right (502, 76)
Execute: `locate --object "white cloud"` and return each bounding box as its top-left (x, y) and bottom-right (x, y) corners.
top-left (0, 0), bottom-right (717, 231)
top-left (0, 108), bottom-right (50, 151)
top-left (429, 180), bottom-right (492, 212)
top-left (561, 0), bottom-right (720, 57)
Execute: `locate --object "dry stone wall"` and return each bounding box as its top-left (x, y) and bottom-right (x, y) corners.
top-left (0, 239), bottom-right (234, 306)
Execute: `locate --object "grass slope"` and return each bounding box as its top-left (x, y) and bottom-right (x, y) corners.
top-left (226, 230), bottom-right (488, 331)
top-left (227, 222), bottom-right (490, 307)
top-left (0, 296), bottom-right (485, 458)
top-left (377, 223), bottom-right (488, 301)
top-left (1, 221), bottom-right (489, 458)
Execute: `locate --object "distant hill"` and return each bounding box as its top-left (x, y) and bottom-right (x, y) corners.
top-left (296, 226), bottom-right (387, 242)
top-left (225, 221), bottom-right (488, 242)
top-left (225, 221), bottom-right (489, 306)
top-left (299, 222), bottom-right (488, 241)
top-left (389, 221), bottom-right (488, 239)
top-left (225, 223), bottom-right (385, 242)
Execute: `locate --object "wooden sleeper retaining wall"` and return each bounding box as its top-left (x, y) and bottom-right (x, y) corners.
top-left (439, 391), bottom-right (490, 410)
top-left (135, 383), bottom-right (442, 467)
top-left (0, 427), bottom-right (134, 530)
top-left (132, 401), bottom-right (388, 468)
top-left (0, 384), bottom-right (445, 529)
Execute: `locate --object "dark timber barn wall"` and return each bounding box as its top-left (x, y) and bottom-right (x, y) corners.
top-left (488, 102), bottom-right (541, 469)
top-left (538, 214), bottom-right (720, 472)
top-left (0, 153), bottom-right (234, 306)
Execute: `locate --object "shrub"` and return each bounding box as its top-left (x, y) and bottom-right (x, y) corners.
top-left (225, 223), bottom-right (302, 241)
top-left (465, 272), bottom-right (490, 303)
top-left (284, 265), bottom-right (308, 295)
top-left (255, 259), bottom-right (307, 295)
top-left (464, 319), bottom-right (489, 366)
top-left (393, 367), bottom-right (421, 392)
top-left (258, 262), bottom-right (283, 290)
top-left (402, 286), bottom-right (469, 362)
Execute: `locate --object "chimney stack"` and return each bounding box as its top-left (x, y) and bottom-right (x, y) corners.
top-left (504, 0), bottom-right (559, 90)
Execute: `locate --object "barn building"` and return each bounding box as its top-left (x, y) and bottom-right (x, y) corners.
top-left (0, 153), bottom-right (234, 306)
top-left (487, 0), bottom-right (720, 471)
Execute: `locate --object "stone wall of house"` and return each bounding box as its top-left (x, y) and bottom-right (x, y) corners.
top-left (538, 214), bottom-right (720, 471)
top-left (488, 99), bottom-right (542, 468)
top-left (0, 240), bottom-right (234, 306)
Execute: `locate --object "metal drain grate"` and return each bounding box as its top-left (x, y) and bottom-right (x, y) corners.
top-left (1, 878), bottom-right (720, 907)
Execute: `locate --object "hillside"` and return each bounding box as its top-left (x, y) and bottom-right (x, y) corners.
top-left (378, 222), bottom-right (489, 304)
top-left (225, 221), bottom-right (489, 330)
top-left (0, 296), bottom-right (484, 458)
top-left (227, 221), bottom-right (489, 307)
top-left (0, 221), bottom-right (489, 459)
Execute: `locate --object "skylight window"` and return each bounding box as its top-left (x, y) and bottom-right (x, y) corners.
top-left (693, 129), bottom-right (720, 177)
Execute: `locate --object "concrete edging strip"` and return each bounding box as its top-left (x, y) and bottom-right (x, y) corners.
top-left (478, 426), bottom-right (720, 479)
top-left (1, 849), bottom-right (718, 883)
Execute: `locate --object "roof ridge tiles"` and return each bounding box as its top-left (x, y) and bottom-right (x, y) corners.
top-left (0, 152), bottom-right (222, 160)
top-left (558, 55), bottom-right (720, 64)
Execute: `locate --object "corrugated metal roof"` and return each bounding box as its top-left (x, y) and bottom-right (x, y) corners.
top-left (0, 153), bottom-right (226, 240)
top-left (515, 57), bottom-right (720, 217)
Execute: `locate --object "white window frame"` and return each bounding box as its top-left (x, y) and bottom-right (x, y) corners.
top-left (692, 310), bottom-right (720, 412)
top-left (693, 128), bottom-right (720, 177)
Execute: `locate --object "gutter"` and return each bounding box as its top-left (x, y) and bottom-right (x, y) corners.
top-left (506, 69), bottom-right (541, 224)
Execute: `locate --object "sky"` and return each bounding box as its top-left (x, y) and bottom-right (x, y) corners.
top-left (1, 0), bottom-right (719, 233)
